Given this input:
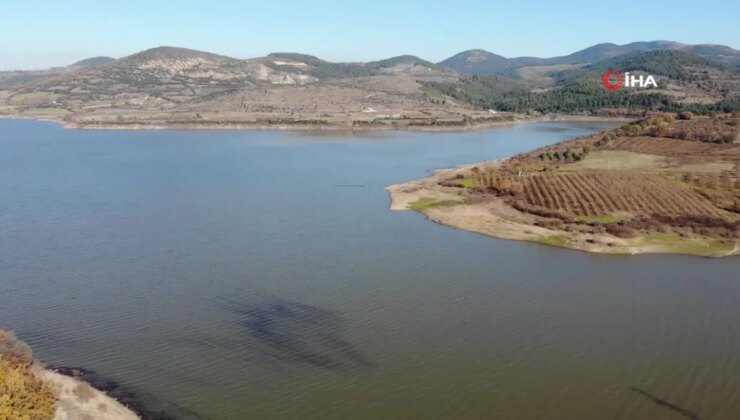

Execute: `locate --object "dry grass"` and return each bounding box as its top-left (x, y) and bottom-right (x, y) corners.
top-left (0, 331), bottom-right (57, 420)
top-left (607, 136), bottom-right (740, 159)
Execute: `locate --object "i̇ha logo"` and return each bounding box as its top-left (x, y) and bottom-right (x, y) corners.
top-left (601, 69), bottom-right (658, 90)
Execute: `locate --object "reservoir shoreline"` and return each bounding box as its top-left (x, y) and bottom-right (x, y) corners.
top-left (0, 113), bottom-right (633, 132)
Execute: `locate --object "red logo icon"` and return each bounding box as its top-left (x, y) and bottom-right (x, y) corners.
top-left (601, 69), bottom-right (624, 91)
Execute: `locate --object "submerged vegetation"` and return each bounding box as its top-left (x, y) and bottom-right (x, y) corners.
top-left (219, 297), bottom-right (371, 370)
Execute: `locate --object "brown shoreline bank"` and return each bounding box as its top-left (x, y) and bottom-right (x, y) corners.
top-left (1, 113), bottom-right (632, 132)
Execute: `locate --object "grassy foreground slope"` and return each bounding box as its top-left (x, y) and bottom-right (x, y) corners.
top-left (388, 113), bottom-right (740, 256)
top-left (0, 330), bottom-right (56, 420)
top-left (0, 329), bottom-right (140, 420)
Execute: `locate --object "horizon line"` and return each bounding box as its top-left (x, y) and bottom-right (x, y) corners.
top-left (3, 39), bottom-right (739, 72)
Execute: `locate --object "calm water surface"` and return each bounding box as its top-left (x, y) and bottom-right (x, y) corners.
top-left (1, 119), bottom-right (739, 419)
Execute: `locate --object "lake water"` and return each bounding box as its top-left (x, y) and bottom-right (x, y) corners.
top-left (1, 119), bottom-right (739, 419)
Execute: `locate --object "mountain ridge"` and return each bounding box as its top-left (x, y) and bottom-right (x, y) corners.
top-left (438, 41), bottom-right (740, 75)
top-left (425, 49), bottom-right (739, 114)
top-left (5, 40), bottom-right (738, 75)
top-left (0, 42), bottom-right (737, 129)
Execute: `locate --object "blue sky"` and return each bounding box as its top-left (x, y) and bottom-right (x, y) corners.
top-left (1, 0), bottom-right (738, 69)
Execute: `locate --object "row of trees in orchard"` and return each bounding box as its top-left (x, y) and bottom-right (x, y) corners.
top-left (470, 166), bottom-right (523, 195)
top-left (538, 149), bottom-right (587, 162)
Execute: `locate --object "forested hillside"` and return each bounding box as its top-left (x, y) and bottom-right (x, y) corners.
top-left (424, 51), bottom-right (740, 114)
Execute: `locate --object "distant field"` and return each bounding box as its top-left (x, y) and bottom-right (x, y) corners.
top-left (606, 136), bottom-right (739, 158)
top-left (571, 150), bottom-right (667, 170)
top-left (9, 91), bottom-right (55, 104)
top-left (25, 107), bottom-right (70, 116)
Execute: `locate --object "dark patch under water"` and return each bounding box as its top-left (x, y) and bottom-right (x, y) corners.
top-left (220, 296), bottom-right (371, 370)
top-left (630, 387), bottom-right (702, 420)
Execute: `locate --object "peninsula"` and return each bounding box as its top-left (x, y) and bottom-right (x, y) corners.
top-left (388, 113), bottom-right (740, 257)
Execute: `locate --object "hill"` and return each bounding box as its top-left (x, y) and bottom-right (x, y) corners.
top-left (0, 55), bottom-right (115, 89)
top-left (438, 49), bottom-right (516, 76)
top-left (683, 44), bottom-right (740, 66)
top-left (438, 41), bottom-right (740, 76)
top-left (259, 52), bottom-right (375, 79)
top-left (69, 56), bottom-right (115, 68)
top-left (369, 55), bottom-right (441, 70)
top-left (551, 41), bottom-right (685, 64)
top-left (366, 55), bottom-right (448, 77)
top-left (425, 50), bottom-right (740, 115)
top-left (0, 43), bottom-right (737, 128)
top-left (0, 46), bottom-right (474, 128)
